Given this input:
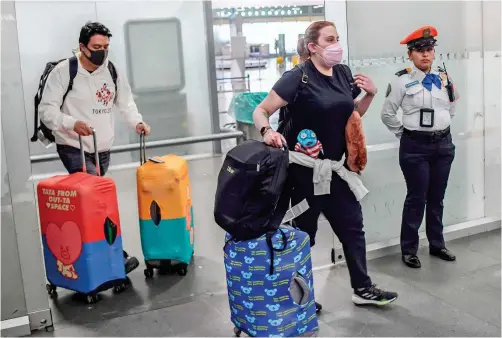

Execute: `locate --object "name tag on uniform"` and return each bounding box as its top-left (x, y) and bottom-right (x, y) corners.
top-left (405, 80), bottom-right (419, 88)
top-left (420, 108), bottom-right (434, 127)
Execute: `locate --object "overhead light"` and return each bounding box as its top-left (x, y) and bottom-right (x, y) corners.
top-left (281, 10), bottom-right (285, 15)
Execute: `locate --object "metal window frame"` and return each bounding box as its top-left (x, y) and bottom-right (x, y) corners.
top-left (1, 0), bottom-right (53, 333)
top-left (30, 131), bottom-right (244, 163)
top-left (203, 0), bottom-right (223, 154)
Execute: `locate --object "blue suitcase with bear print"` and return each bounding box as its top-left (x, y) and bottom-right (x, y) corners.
top-left (224, 225), bottom-right (319, 337)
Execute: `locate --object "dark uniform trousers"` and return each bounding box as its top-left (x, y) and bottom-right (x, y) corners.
top-left (289, 164), bottom-right (372, 290)
top-left (399, 129), bottom-right (455, 255)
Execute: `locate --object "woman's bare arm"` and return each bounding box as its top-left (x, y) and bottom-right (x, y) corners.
top-left (252, 89), bottom-right (288, 130)
top-left (354, 93), bottom-right (375, 117)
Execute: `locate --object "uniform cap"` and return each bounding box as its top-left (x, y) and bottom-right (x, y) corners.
top-left (400, 26), bottom-right (438, 50)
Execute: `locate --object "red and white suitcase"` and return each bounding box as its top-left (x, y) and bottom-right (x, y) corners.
top-left (37, 130), bottom-right (129, 304)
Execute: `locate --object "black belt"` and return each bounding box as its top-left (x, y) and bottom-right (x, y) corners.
top-left (403, 127), bottom-right (450, 143)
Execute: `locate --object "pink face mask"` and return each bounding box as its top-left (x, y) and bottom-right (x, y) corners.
top-left (316, 42), bottom-right (343, 68)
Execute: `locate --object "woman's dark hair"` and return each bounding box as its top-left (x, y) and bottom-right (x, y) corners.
top-left (298, 21), bottom-right (336, 58)
top-left (79, 22), bottom-right (112, 46)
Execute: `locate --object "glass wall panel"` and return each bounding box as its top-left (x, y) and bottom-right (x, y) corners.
top-left (342, 1), bottom-right (486, 246)
top-left (482, 0), bottom-right (501, 218)
top-left (16, 1), bottom-right (215, 176)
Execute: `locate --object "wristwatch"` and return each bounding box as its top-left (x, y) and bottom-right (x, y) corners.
top-left (260, 126), bottom-right (272, 136)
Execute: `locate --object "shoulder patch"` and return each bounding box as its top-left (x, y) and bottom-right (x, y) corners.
top-left (395, 68), bottom-right (411, 77)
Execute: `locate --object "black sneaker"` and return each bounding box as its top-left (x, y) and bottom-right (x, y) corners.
top-left (124, 256), bottom-right (140, 274)
top-left (315, 302), bottom-right (322, 313)
top-left (352, 284), bottom-right (398, 306)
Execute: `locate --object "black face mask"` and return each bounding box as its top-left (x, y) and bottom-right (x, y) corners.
top-left (84, 48), bottom-right (108, 66)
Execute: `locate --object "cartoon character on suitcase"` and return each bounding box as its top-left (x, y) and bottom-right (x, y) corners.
top-left (137, 133), bottom-right (194, 278)
top-left (38, 132), bottom-right (129, 304)
top-left (224, 226), bottom-right (319, 337)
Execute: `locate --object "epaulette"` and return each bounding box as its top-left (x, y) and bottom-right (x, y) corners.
top-left (395, 68), bottom-right (411, 77)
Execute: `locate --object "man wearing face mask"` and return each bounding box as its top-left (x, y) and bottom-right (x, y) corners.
top-left (252, 21), bottom-right (398, 308)
top-left (39, 21), bottom-right (151, 275)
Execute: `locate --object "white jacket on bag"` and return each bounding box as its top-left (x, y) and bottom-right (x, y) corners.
top-left (39, 53), bottom-right (144, 153)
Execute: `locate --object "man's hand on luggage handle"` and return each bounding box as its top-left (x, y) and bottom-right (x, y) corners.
top-left (73, 121), bottom-right (93, 136)
top-left (136, 122), bottom-right (151, 136)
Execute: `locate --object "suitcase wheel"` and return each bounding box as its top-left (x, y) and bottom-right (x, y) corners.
top-left (113, 279), bottom-right (130, 294)
top-left (85, 294), bottom-right (99, 305)
top-left (144, 268), bottom-right (154, 279)
top-left (176, 264), bottom-right (188, 276)
top-left (46, 284), bottom-right (57, 299)
top-left (113, 285), bottom-right (126, 293)
top-left (233, 327), bottom-right (242, 337)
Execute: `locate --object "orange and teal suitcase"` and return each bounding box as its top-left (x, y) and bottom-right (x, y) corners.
top-left (136, 133), bottom-right (194, 278)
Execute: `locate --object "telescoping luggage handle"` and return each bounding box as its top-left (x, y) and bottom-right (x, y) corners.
top-left (139, 131), bottom-right (164, 165)
top-left (140, 131), bottom-right (146, 165)
top-left (78, 128), bottom-right (100, 176)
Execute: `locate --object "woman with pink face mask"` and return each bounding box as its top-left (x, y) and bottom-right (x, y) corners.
top-left (252, 21), bottom-right (398, 309)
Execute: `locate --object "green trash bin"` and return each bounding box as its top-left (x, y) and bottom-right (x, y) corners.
top-left (228, 92), bottom-right (268, 141)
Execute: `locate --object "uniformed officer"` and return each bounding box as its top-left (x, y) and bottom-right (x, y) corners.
top-left (381, 26), bottom-right (459, 269)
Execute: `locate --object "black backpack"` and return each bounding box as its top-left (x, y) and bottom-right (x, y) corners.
top-left (214, 140), bottom-right (292, 242)
top-left (30, 56), bottom-right (118, 144)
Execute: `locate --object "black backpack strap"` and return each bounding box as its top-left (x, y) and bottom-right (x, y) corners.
top-left (294, 62), bottom-right (308, 100)
top-left (339, 64), bottom-right (355, 92)
top-left (269, 168), bottom-right (293, 227)
top-left (277, 63), bottom-right (308, 134)
top-left (107, 61), bottom-right (118, 102)
top-left (62, 56), bottom-right (78, 105)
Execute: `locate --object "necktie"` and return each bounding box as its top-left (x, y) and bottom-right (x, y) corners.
top-left (422, 73), bottom-right (442, 91)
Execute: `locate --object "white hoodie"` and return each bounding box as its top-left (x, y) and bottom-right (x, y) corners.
top-left (39, 53), bottom-right (143, 153)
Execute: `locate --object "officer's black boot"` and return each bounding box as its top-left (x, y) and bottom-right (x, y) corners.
top-left (430, 248), bottom-right (456, 261)
top-left (402, 254), bottom-right (421, 268)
